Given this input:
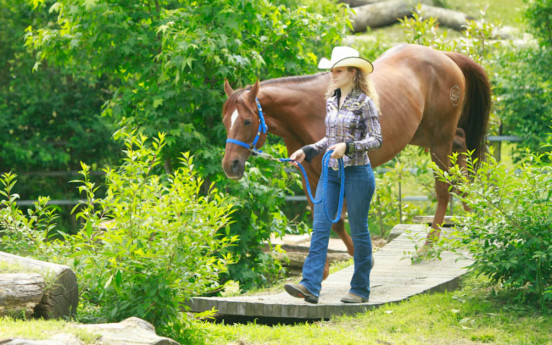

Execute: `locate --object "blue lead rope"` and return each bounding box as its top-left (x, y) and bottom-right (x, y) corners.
top-left (280, 150), bottom-right (345, 224)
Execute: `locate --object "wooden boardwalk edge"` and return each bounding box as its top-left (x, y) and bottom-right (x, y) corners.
top-left (188, 224), bottom-right (472, 320)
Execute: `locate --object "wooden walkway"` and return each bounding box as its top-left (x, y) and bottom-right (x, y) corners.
top-left (188, 224), bottom-right (473, 320)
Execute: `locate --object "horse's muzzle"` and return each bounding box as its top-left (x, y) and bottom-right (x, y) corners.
top-left (222, 158), bottom-right (245, 180)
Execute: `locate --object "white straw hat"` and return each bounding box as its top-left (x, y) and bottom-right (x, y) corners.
top-left (318, 46), bottom-right (373, 74)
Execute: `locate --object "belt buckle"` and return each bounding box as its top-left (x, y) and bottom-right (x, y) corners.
top-left (331, 166), bottom-right (339, 171)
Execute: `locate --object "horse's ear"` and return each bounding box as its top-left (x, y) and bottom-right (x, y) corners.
top-left (224, 79), bottom-right (234, 97)
top-left (248, 78), bottom-right (260, 102)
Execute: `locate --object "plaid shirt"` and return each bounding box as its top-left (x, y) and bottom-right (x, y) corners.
top-left (304, 88), bottom-right (382, 168)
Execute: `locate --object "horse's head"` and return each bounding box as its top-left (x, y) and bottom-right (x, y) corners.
top-left (221, 79), bottom-right (268, 179)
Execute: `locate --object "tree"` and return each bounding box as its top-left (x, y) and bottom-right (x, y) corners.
top-left (492, 0), bottom-right (552, 156)
top-left (25, 0), bottom-right (349, 290)
top-left (0, 0), bottom-right (119, 173)
top-left (25, 0), bottom-right (348, 175)
top-left (0, 0), bottom-right (120, 204)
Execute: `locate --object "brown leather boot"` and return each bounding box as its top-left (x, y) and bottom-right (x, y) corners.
top-left (284, 283), bottom-right (318, 304)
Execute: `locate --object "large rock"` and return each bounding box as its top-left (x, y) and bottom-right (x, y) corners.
top-left (0, 251), bottom-right (78, 319)
top-left (0, 318), bottom-right (180, 345)
top-left (75, 317), bottom-right (180, 345)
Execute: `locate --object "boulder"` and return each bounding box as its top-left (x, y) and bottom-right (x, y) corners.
top-left (75, 317), bottom-right (180, 345)
top-left (0, 318), bottom-right (180, 345)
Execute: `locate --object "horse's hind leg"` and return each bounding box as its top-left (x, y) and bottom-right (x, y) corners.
top-left (452, 128), bottom-right (471, 212)
top-left (426, 144), bottom-right (453, 246)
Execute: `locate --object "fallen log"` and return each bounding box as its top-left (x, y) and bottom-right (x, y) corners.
top-left (350, 0), bottom-right (471, 32)
top-left (0, 251), bottom-right (78, 319)
top-left (0, 273), bottom-right (45, 318)
top-left (419, 4), bottom-right (473, 31)
top-left (340, 0), bottom-right (390, 6)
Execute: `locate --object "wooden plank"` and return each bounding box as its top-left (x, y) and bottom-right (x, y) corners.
top-left (187, 224), bottom-right (472, 320)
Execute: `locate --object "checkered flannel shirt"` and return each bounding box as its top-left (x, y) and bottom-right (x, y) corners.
top-left (303, 88), bottom-right (382, 168)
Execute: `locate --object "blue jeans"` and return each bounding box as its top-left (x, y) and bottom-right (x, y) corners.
top-left (300, 164), bottom-right (376, 299)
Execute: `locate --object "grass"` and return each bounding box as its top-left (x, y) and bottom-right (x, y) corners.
top-left (444, 0), bottom-right (526, 27)
top-left (200, 274), bottom-right (552, 345)
top-left (0, 318), bottom-right (99, 344)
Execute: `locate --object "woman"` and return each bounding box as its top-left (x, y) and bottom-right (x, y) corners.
top-left (284, 46), bottom-right (382, 304)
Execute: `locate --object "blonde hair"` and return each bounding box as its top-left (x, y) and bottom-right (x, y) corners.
top-left (326, 67), bottom-right (380, 113)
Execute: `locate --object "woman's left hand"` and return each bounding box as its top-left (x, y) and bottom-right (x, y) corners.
top-left (328, 142), bottom-right (346, 159)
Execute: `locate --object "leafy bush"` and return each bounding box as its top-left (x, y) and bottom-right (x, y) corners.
top-left (432, 147), bottom-right (552, 308)
top-left (0, 173), bottom-right (58, 258)
top-left (491, 0), bottom-right (552, 157)
top-left (371, 147), bottom-right (436, 238)
top-left (65, 132), bottom-right (236, 325)
top-left (217, 142), bottom-right (298, 291)
top-left (493, 46), bottom-right (552, 158)
top-left (524, 0), bottom-right (552, 47)
top-left (1, 132), bottom-right (236, 342)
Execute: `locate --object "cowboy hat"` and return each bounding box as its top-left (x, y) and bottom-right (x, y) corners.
top-left (318, 46), bottom-right (374, 74)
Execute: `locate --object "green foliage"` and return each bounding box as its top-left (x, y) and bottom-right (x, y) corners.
top-left (0, 133), bottom-right (236, 340)
top-left (65, 132), bottom-right (235, 326)
top-left (0, 172), bottom-right (58, 258)
top-left (217, 143), bottom-right (297, 291)
top-left (25, 0), bottom-right (348, 173)
top-left (493, 46), bottom-right (552, 156)
top-left (24, 0), bottom-right (348, 291)
top-left (0, 0), bottom-right (119, 173)
top-left (433, 147), bottom-right (552, 309)
top-left (525, 0), bottom-right (552, 47)
top-left (371, 147), bottom-right (435, 238)
top-left (399, 5), bottom-right (502, 66)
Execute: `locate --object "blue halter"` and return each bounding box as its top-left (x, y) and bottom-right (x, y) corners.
top-left (226, 97), bottom-right (268, 154)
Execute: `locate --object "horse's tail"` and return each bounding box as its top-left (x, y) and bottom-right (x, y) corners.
top-left (445, 52), bottom-right (492, 168)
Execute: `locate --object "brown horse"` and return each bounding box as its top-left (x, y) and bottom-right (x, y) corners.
top-left (221, 44), bottom-right (491, 259)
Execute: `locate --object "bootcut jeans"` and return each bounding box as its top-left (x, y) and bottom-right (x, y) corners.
top-left (300, 164), bottom-right (376, 299)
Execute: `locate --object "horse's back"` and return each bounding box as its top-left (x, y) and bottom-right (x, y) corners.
top-left (367, 44), bottom-right (466, 165)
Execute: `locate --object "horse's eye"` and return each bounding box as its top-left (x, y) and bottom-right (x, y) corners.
top-left (244, 119), bottom-right (252, 126)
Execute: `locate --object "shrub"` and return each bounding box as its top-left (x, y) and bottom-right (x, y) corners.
top-left (0, 172), bottom-right (57, 258)
top-left (0, 132), bottom-right (236, 342)
top-left (65, 132), bottom-right (236, 326)
top-left (432, 147), bottom-right (552, 309)
top-left (217, 142), bottom-right (298, 292)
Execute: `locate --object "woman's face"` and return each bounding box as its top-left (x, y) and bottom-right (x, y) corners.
top-left (330, 67), bottom-right (355, 90)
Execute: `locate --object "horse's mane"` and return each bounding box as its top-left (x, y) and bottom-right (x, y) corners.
top-left (259, 72), bottom-right (328, 87)
top-left (223, 73), bottom-right (329, 117)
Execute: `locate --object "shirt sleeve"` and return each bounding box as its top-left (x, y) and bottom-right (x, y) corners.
top-left (302, 137), bottom-right (328, 162)
top-left (346, 97), bottom-right (382, 154)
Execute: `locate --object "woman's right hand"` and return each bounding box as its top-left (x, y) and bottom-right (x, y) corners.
top-left (289, 149), bottom-right (306, 165)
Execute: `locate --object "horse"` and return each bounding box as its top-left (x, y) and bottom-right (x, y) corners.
top-left (221, 43), bottom-right (491, 269)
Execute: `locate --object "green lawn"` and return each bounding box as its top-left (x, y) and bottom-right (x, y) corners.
top-left (445, 0), bottom-right (526, 27)
top-left (201, 274), bottom-right (551, 345)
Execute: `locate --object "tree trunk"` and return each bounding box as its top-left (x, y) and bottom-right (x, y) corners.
top-left (350, 0), bottom-right (470, 32)
top-left (0, 251), bottom-right (78, 319)
top-left (0, 273), bottom-right (45, 318)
